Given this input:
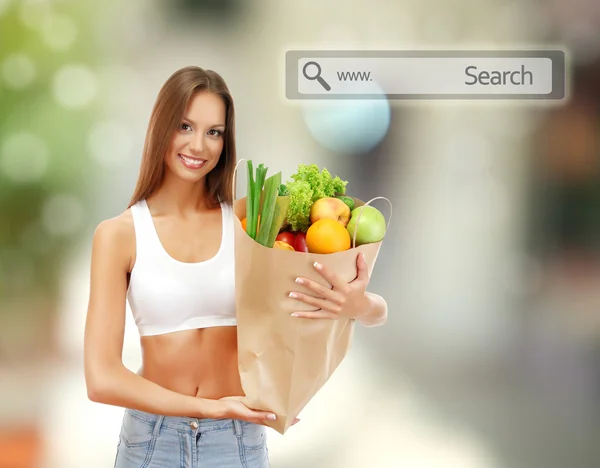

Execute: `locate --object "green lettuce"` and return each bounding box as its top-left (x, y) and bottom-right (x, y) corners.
top-left (285, 164), bottom-right (348, 232)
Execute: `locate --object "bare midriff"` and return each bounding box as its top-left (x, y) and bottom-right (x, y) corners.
top-left (139, 326), bottom-right (244, 402)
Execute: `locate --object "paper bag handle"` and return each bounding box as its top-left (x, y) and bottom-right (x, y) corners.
top-left (232, 158), bottom-right (248, 202)
top-left (351, 196), bottom-right (393, 249)
top-left (232, 159), bottom-right (392, 248)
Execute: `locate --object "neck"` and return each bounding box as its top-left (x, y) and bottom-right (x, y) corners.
top-left (150, 171), bottom-right (214, 215)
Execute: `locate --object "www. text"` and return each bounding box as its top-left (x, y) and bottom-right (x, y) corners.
top-left (336, 71), bottom-right (372, 81)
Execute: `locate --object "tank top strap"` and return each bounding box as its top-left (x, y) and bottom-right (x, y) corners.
top-left (130, 199), bottom-right (161, 260)
top-left (220, 200), bottom-right (235, 238)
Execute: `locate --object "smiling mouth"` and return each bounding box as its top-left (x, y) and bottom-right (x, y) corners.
top-left (178, 153), bottom-right (207, 169)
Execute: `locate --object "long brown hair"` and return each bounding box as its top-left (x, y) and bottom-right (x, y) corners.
top-left (128, 66), bottom-right (236, 208)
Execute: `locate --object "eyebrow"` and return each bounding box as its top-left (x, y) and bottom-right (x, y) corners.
top-left (183, 117), bottom-right (226, 128)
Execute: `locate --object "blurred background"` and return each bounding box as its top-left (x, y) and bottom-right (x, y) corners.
top-left (1, 0), bottom-right (600, 466)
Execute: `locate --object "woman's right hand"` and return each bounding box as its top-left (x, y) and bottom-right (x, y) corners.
top-left (217, 396), bottom-right (277, 424)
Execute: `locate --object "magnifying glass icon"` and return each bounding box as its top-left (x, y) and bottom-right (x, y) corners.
top-left (302, 61), bottom-right (331, 91)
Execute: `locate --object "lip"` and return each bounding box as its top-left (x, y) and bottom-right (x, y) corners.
top-left (178, 153), bottom-right (207, 170)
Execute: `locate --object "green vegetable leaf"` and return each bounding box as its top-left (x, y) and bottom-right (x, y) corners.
top-left (284, 164), bottom-right (348, 232)
top-left (285, 180), bottom-right (313, 232)
top-left (246, 160), bottom-right (267, 240)
top-left (278, 184), bottom-right (288, 196)
top-left (267, 195), bottom-right (291, 247)
top-left (256, 172), bottom-right (281, 246)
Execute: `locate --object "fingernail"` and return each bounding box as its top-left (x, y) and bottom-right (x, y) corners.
top-left (291, 313), bottom-right (299, 317)
top-left (313, 262), bottom-right (323, 270)
top-left (267, 414), bottom-right (276, 420)
top-left (289, 292), bottom-right (298, 298)
top-left (362, 253), bottom-right (366, 261)
top-left (295, 278), bottom-right (304, 284)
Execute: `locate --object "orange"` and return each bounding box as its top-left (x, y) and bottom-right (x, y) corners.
top-left (306, 219), bottom-right (351, 254)
top-left (241, 215), bottom-right (260, 235)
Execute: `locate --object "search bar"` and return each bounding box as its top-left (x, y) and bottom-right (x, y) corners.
top-left (286, 50), bottom-right (566, 100)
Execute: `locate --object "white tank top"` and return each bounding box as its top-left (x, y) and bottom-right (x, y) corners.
top-left (127, 199), bottom-right (237, 336)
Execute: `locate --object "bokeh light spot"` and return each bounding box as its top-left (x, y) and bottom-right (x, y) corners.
top-left (52, 64), bottom-right (97, 109)
top-left (19, 0), bottom-right (52, 30)
top-left (0, 132), bottom-right (48, 183)
top-left (42, 14), bottom-right (78, 51)
top-left (0, 0), bottom-right (12, 18)
top-left (301, 80), bottom-right (390, 154)
top-left (2, 53), bottom-right (36, 88)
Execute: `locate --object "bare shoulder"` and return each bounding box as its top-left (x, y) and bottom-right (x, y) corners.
top-left (92, 209), bottom-right (136, 270)
top-left (94, 209), bottom-right (134, 243)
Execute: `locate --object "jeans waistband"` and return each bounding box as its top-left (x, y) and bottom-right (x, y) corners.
top-left (125, 408), bottom-right (250, 434)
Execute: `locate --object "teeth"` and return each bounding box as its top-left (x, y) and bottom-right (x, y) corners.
top-left (180, 154), bottom-right (205, 166)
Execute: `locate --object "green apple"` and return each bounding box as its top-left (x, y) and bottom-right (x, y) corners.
top-left (336, 195), bottom-right (355, 212)
top-left (346, 206), bottom-right (386, 245)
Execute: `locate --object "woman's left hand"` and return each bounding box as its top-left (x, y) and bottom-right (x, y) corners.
top-left (289, 253), bottom-right (370, 321)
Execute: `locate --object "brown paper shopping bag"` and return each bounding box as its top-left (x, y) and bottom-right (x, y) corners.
top-left (231, 160), bottom-right (392, 434)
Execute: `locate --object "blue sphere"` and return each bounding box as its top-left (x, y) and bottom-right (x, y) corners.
top-left (301, 81), bottom-right (391, 154)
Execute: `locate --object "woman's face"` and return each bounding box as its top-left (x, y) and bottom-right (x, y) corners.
top-left (165, 90), bottom-right (226, 185)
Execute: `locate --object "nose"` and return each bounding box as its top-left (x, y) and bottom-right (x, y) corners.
top-left (189, 133), bottom-right (204, 154)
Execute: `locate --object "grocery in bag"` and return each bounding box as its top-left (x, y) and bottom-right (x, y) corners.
top-left (231, 159), bottom-right (391, 434)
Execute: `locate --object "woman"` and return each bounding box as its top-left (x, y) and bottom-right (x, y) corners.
top-left (84, 66), bottom-right (388, 468)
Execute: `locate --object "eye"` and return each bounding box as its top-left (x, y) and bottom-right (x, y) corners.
top-left (208, 129), bottom-right (223, 137)
top-left (180, 123), bottom-right (192, 131)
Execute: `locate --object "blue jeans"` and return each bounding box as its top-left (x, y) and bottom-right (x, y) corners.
top-left (113, 408), bottom-right (270, 468)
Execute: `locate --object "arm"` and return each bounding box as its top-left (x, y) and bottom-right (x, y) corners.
top-left (289, 255), bottom-right (389, 328)
top-left (83, 216), bottom-right (220, 418)
top-left (355, 291), bottom-right (388, 328)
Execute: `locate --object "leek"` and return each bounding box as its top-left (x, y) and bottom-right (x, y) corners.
top-left (246, 160), bottom-right (267, 240)
top-left (256, 172), bottom-right (281, 246)
top-left (267, 195), bottom-right (291, 247)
